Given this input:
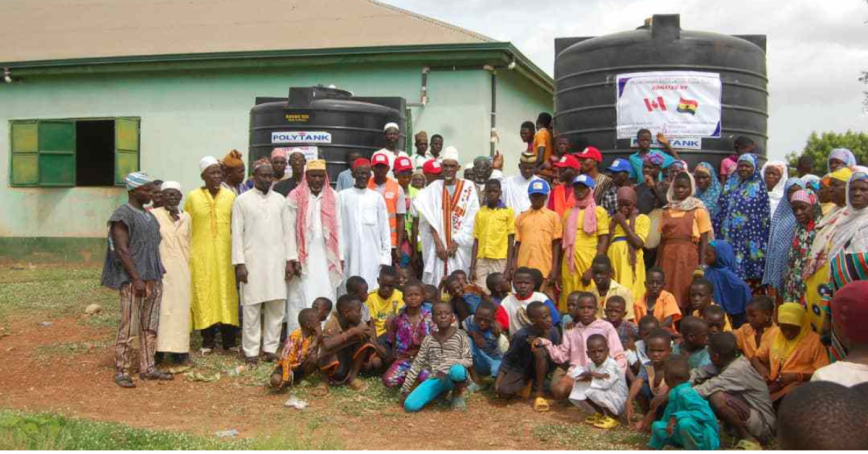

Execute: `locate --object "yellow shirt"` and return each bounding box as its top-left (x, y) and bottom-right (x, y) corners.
top-left (473, 206), bottom-right (515, 260)
top-left (590, 280), bottom-right (636, 321)
top-left (366, 289), bottom-right (404, 337)
top-left (515, 208), bottom-right (563, 278)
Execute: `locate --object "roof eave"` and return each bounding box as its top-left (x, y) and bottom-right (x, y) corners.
top-left (0, 43), bottom-right (553, 94)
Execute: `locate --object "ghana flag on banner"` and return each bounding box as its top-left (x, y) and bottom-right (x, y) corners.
top-left (677, 97), bottom-right (699, 115)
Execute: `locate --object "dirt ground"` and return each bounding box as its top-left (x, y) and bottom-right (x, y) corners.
top-left (0, 265), bottom-right (646, 450)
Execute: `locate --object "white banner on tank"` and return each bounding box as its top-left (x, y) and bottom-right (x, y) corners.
top-left (616, 71), bottom-right (722, 139)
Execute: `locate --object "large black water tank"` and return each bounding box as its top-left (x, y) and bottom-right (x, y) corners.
top-left (249, 86), bottom-right (406, 183)
top-left (554, 14), bottom-right (767, 169)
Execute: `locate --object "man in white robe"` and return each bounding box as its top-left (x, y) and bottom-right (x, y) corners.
top-left (412, 146), bottom-right (480, 286)
top-left (502, 151), bottom-right (544, 218)
top-left (285, 160), bottom-right (343, 332)
top-left (339, 157), bottom-right (392, 292)
top-left (231, 163), bottom-right (293, 364)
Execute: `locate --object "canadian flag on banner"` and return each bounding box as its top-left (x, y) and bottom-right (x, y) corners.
top-left (644, 96), bottom-right (667, 112)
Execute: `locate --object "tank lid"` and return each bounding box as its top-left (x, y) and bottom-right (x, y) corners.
top-left (288, 86), bottom-right (353, 107)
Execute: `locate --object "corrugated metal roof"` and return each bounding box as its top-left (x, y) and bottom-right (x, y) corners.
top-left (0, 0), bottom-right (495, 64)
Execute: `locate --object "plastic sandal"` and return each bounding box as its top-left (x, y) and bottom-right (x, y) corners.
top-left (114, 375), bottom-right (136, 389)
top-left (533, 397), bottom-right (550, 412)
top-left (584, 413), bottom-right (603, 424)
top-left (593, 416), bottom-right (621, 430)
top-left (735, 439), bottom-right (763, 450)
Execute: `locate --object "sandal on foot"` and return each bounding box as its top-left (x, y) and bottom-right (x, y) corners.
top-left (140, 370), bottom-right (174, 381)
top-left (451, 396), bottom-right (467, 412)
top-left (593, 416), bottom-right (620, 430)
top-left (115, 375), bottom-right (136, 388)
top-left (735, 440), bottom-right (763, 450)
top-left (584, 413), bottom-right (603, 424)
top-left (533, 397), bottom-right (550, 412)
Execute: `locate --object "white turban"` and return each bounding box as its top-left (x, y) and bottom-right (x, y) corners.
top-left (161, 181), bottom-right (182, 192)
top-left (383, 122), bottom-right (400, 132)
top-left (199, 156), bottom-right (220, 173)
top-left (442, 146), bottom-right (459, 163)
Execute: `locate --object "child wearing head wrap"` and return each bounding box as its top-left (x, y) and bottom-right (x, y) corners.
top-left (751, 303), bottom-right (829, 402)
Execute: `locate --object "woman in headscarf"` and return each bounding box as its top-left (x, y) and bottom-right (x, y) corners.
top-left (657, 171), bottom-right (712, 312)
top-left (827, 148), bottom-right (857, 173)
top-left (607, 186), bottom-right (650, 302)
top-left (751, 303), bottom-right (829, 403)
top-left (762, 178), bottom-right (807, 298)
top-left (713, 153), bottom-right (770, 286)
top-left (560, 174), bottom-right (610, 311)
top-left (803, 167), bottom-right (853, 333)
top-left (782, 189), bottom-right (820, 303)
top-left (702, 240), bottom-right (751, 328)
top-left (693, 162), bottom-right (722, 218)
top-left (829, 170), bottom-right (868, 291)
top-left (761, 160), bottom-right (788, 216)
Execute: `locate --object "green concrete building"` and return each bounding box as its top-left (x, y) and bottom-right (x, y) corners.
top-left (0, 0), bottom-right (552, 261)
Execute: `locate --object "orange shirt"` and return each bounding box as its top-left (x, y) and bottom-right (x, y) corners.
top-left (755, 330), bottom-right (830, 401)
top-left (733, 324), bottom-right (778, 360)
top-left (634, 290), bottom-right (682, 327)
top-left (548, 184), bottom-right (576, 218)
top-left (533, 128), bottom-right (553, 163)
top-left (515, 208), bottom-right (562, 278)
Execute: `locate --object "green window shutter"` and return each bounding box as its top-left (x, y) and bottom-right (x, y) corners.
top-left (38, 120), bottom-right (76, 186)
top-left (115, 118), bottom-right (140, 185)
top-left (10, 121), bottom-right (39, 186)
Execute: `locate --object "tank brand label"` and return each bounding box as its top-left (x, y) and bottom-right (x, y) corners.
top-left (273, 146), bottom-right (319, 161)
top-left (285, 114), bottom-right (309, 122)
top-left (616, 71), bottom-right (722, 139)
top-left (271, 131), bottom-right (332, 144)
top-left (630, 137), bottom-right (702, 150)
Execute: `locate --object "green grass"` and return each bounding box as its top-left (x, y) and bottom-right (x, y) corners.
top-left (0, 266), bottom-right (116, 326)
top-left (0, 410), bottom-right (343, 450)
top-left (532, 422), bottom-right (647, 450)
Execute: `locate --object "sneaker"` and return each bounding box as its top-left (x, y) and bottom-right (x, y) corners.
top-left (262, 352), bottom-right (279, 363)
top-left (244, 356), bottom-right (259, 366)
top-left (140, 370), bottom-right (174, 381)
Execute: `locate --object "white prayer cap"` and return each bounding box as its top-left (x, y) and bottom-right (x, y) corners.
top-left (199, 156), bottom-right (220, 173)
top-left (383, 122), bottom-right (400, 132)
top-left (160, 181), bottom-right (182, 192)
top-left (442, 146), bottom-right (460, 163)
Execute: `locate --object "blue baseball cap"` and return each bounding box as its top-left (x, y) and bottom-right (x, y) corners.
top-left (527, 179), bottom-right (551, 196)
top-left (606, 158), bottom-right (632, 174)
top-left (572, 174), bottom-right (596, 189)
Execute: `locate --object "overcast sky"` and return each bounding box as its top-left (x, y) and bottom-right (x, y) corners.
top-left (384, 0), bottom-right (868, 161)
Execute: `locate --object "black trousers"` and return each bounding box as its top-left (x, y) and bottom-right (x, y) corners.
top-left (201, 323), bottom-right (238, 349)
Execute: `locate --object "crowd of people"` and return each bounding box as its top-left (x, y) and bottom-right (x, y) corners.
top-left (101, 116), bottom-right (868, 449)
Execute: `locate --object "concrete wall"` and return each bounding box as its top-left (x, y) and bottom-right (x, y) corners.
top-left (0, 61), bottom-right (551, 248)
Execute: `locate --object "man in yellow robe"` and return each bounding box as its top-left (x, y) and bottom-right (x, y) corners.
top-left (184, 156), bottom-right (239, 353)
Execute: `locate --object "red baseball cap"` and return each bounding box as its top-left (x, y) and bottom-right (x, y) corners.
top-left (351, 158), bottom-right (371, 170)
top-left (575, 146), bottom-right (603, 163)
top-left (553, 154), bottom-right (580, 170)
top-left (393, 156), bottom-right (413, 173)
top-left (422, 159), bottom-right (442, 175)
top-left (371, 151), bottom-right (390, 167)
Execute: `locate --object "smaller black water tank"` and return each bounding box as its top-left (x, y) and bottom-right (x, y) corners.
top-left (249, 86), bottom-right (406, 183)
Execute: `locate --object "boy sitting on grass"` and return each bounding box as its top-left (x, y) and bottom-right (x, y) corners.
top-left (319, 294), bottom-right (384, 391)
top-left (605, 296), bottom-right (638, 349)
top-left (271, 308), bottom-right (321, 390)
top-left (401, 301), bottom-right (473, 412)
top-left (633, 268), bottom-right (681, 332)
top-left (495, 302), bottom-right (560, 412)
top-left (689, 279), bottom-right (731, 332)
top-left (463, 300), bottom-right (504, 391)
top-left (672, 316), bottom-right (711, 371)
top-left (648, 356), bottom-right (720, 450)
top-left (627, 316), bottom-right (662, 379)
top-left (625, 328), bottom-right (673, 432)
top-left (702, 305), bottom-right (728, 336)
top-left (312, 297), bottom-right (332, 330)
top-left (569, 334), bottom-right (628, 430)
top-left (345, 275), bottom-right (373, 324)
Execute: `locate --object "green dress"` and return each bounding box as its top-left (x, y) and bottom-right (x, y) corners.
top-left (649, 383), bottom-right (720, 451)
